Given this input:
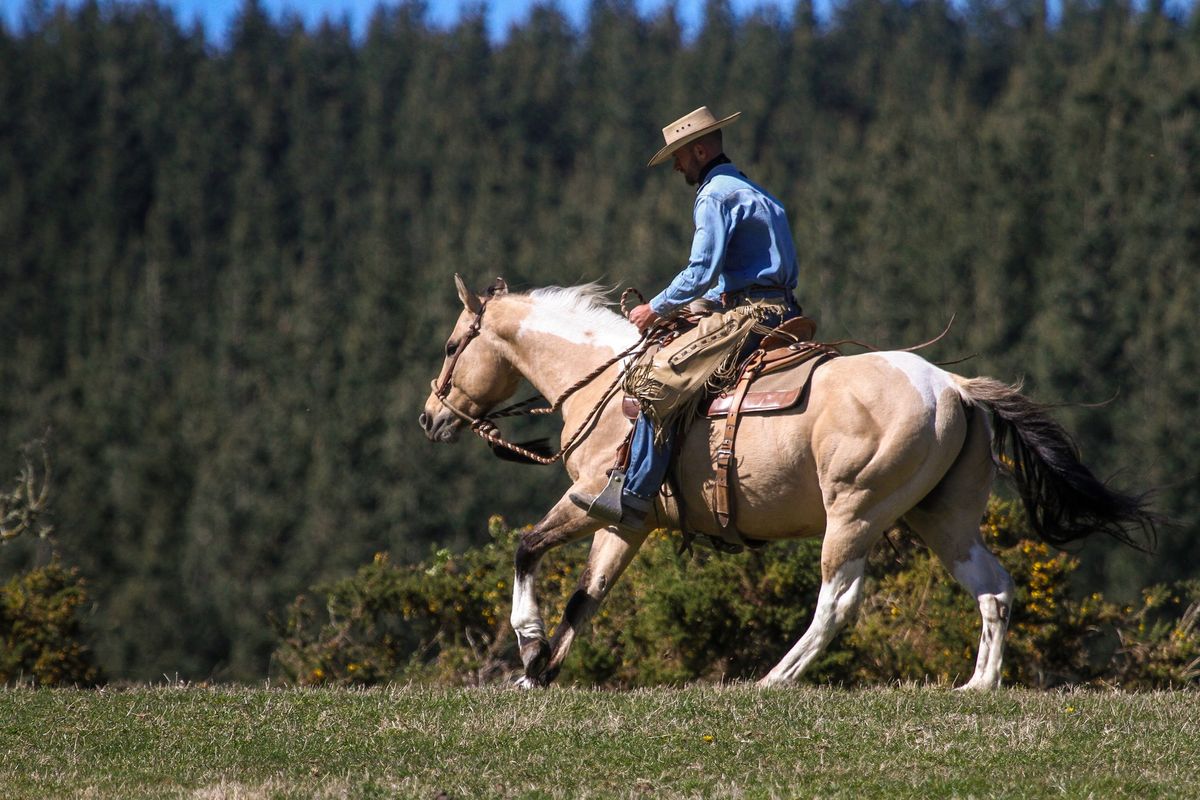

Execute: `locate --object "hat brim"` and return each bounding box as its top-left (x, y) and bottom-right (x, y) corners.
top-left (647, 111), bottom-right (741, 167)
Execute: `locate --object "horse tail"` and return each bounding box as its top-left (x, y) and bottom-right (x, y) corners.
top-left (958, 377), bottom-right (1158, 552)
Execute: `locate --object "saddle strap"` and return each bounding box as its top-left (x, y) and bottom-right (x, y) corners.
top-left (711, 348), bottom-right (838, 544)
top-left (714, 351), bottom-right (764, 535)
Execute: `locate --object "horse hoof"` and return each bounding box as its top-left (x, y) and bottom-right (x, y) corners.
top-left (513, 675), bottom-right (543, 690)
top-left (519, 637), bottom-right (551, 679)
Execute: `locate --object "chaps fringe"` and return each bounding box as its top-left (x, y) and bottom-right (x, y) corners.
top-left (623, 303), bottom-right (786, 443)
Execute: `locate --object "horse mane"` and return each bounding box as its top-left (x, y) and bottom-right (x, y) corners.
top-left (524, 284), bottom-right (639, 349)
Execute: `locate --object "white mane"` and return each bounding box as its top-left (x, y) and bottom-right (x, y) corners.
top-left (522, 284), bottom-right (640, 351)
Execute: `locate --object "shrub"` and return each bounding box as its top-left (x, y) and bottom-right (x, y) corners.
top-left (843, 500), bottom-right (1200, 688)
top-left (1, 440), bottom-right (101, 687)
top-left (562, 533), bottom-right (826, 686)
top-left (1, 557), bottom-right (100, 686)
top-left (272, 517), bottom-right (550, 686)
top-left (274, 501), bottom-right (1200, 689)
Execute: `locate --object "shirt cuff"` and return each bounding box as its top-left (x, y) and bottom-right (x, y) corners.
top-left (649, 295), bottom-right (677, 317)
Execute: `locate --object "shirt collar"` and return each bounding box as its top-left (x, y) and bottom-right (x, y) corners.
top-left (696, 153), bottom-right (732, 191)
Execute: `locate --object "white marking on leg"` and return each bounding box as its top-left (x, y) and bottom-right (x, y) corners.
top-left (760, 557), bottom-right (866, 686)
top-left (949, 541), bottom-right (998, 590)
top-left (510, 570), bottom-right (546, 642)
top-left (951, 542), bottom-right (1014, 690)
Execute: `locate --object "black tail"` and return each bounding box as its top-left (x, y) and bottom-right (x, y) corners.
top-left (961, 377), bottom-right (1159, 551)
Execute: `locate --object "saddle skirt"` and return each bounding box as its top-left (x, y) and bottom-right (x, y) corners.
top-left (620, 326), bottom-right (839, 555)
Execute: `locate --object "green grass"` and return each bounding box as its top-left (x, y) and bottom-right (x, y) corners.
top-left (2, 684), bottom-right (1198, 798)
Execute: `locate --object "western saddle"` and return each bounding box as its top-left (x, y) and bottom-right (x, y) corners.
top-left (621, 316), bottom-right (839, 553)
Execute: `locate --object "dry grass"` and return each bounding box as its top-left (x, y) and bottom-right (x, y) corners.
top-left (2, 683), bottom-right (1198, 798)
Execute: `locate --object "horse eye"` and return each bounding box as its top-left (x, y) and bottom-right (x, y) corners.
top-left (445, 340), bottom-right (458, 357)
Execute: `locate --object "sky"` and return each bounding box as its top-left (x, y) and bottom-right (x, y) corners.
top-left (0, 0), bottom-right (817, 42)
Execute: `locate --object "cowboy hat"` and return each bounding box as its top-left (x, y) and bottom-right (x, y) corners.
top-left (647, 106), bottom-right (741, 167)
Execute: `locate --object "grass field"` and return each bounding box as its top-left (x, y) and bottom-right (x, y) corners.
top-left (2, 684), bottom-right (1198, 799)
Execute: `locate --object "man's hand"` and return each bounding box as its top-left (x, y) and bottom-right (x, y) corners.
top-left (628, 303), bottom-right (661, 334)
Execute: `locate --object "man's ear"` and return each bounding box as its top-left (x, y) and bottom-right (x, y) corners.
top-left (454, 273), bottom-right (483, 314)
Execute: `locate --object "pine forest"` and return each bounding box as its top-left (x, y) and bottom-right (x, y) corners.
top-left (1, 0), bottom-right (1198, 681)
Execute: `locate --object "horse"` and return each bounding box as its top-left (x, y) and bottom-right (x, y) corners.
top-left (419, 276), bottom-right (1157, 690)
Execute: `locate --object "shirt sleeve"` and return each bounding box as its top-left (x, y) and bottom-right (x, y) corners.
top-left (649, 195), bottom-right (730, 316)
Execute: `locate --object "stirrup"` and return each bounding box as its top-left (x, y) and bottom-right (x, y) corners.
top-left (584, 469), bottom-right (627, 523)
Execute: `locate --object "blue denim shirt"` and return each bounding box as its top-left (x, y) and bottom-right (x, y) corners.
top-left (650, 163), bottom-right (799, 316)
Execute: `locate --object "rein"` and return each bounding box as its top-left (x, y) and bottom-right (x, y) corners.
top-left (431, 285), bottom-right (652, 465)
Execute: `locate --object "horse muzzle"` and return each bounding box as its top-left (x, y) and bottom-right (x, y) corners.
top-left (419, 407), bottom-right (462, 443)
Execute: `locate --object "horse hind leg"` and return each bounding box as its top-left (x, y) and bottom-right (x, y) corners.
top-left (907, 505), bottom-right (1014, 691)
top-left (903, 407), bottom-right (1014, 690)
top-left (954, 543), bottom-right (1014, 692)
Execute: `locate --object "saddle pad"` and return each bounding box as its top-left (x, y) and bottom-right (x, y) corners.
top-left (702, 351), bottom-right (829, 418)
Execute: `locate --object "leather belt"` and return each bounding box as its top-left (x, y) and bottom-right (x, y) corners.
top-left (719, 285), bottom-right (797, 308)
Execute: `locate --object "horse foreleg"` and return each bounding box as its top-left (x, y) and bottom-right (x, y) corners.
top-left (539, 526), bottom-right (648, 685)
top-left (511, 493), bottom-right (602, 688)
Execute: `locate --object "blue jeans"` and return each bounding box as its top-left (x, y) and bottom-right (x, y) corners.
top-left (623, 302), bottom-right (800, 503)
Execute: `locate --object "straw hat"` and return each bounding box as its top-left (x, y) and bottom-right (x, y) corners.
top-left (647, 106), bottom-right (741, 167)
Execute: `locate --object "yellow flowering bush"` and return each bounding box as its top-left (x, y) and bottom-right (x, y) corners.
top-left (1, 558), bottom-right (100, 686)
top-left (272, 516), bottom-right (578, 686)
top-left (274, 502), bottom-right (1200, 688)
top-left (563, 530), bottom-right (825, 686)
top-left (1, 442), bottom-right (100, 687)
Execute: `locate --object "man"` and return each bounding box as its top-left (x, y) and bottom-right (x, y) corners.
top-left (571, 106), bottom-right (802, 529)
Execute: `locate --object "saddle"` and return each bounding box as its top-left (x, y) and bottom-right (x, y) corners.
top-left (621, 316), bottom-right (839, 552)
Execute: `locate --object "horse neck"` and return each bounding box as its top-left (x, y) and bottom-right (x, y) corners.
top-left (488, 296), bottom-right (636, 410)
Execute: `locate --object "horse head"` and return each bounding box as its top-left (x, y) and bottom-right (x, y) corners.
top-left (420, 274), bottom-right (522, 443)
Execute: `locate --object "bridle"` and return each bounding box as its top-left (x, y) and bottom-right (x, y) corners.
top-left (431, 279), bottom-right (499, 404)
top-left (428, 281), bottom-right (652, 465)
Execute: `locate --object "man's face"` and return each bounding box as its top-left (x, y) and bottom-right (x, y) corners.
top-left (673, 145), bottom-right (702, 186)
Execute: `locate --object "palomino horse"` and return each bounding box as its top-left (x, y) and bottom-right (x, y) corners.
top-left (420, 277), bottom-right (1156, 689)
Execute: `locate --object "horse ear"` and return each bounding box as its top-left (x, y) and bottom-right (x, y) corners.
top-left (454, 273), bottom-right (483, 314)
top-left (487, 277), bottom-right (508, 297)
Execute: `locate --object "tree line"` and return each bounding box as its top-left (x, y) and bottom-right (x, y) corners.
top-left (1, 0), bottom-right (1197, 681)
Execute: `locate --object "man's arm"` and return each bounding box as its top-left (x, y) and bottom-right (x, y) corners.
top-left (648, 195), bottom-right (730, 317)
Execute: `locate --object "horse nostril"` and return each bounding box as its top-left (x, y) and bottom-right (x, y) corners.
top-left (418, 412), bottom-right (430, 431)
